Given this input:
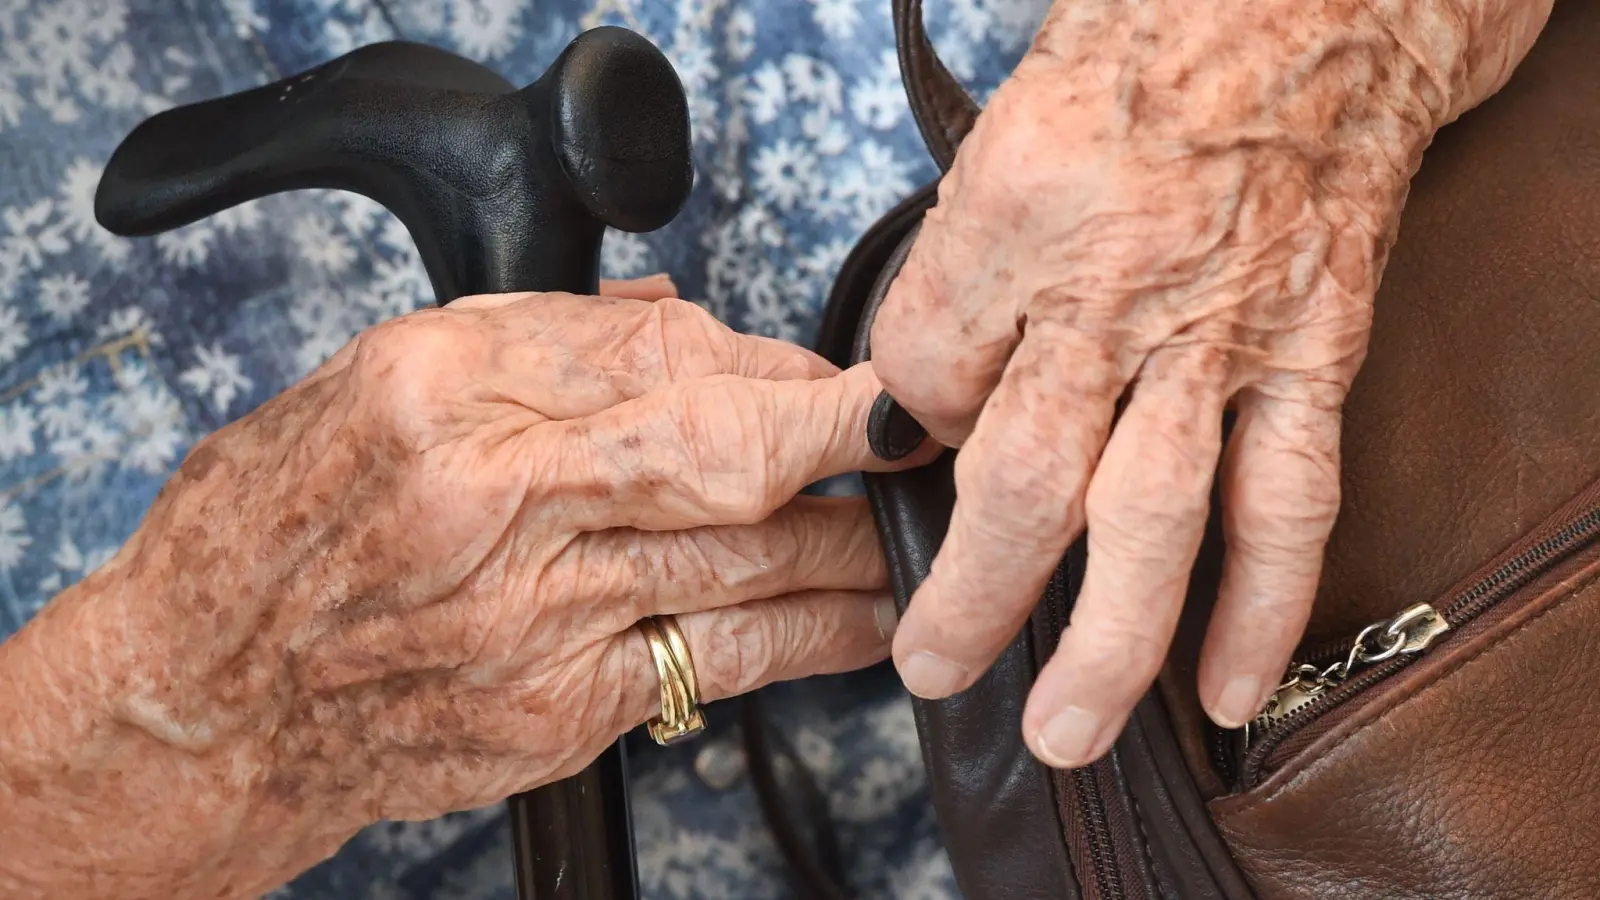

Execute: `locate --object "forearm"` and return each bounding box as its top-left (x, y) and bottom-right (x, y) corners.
top-left (0, 565), bottom-right (356, 900)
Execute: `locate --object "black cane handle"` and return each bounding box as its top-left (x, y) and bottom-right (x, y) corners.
top-left (96, 27), bottom-right (692, 299)
top-left (96, 26), bottom-right (693, 900)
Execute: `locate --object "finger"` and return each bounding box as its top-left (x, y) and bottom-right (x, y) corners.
top-left (448, 273), bottom-right (679, 310)
top-left (610, 589), bottom-right (900, 734)
top-left (890, 323), bottom-right (1123, 700)
top-left (600, 273), bottom-right (680, 301)
top-left (869, 164), bottom-right (1022, 447)
top-left (540, 295), bottom-right (836, 385)
top-left (537, 362), bottom-right (940, 532)
top-left (1197, 380), bottom-right (1343, 728)
top-left (1021, 344), bottom-right (1231, 769)
top-left (551, 495), bottom-right (888, 632)
top-left (473, 294), bottom-right (839, 419)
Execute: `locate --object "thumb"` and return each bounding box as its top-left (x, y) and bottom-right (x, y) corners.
top-left (599, 272), bottom-right (680, 302)
top-left (868, 192), bottom-right (1021, 449)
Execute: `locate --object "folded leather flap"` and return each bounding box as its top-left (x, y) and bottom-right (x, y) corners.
top-left (1211, 538), bottom-right (1600, 900)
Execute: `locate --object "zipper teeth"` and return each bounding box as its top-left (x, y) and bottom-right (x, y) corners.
top-left (1442, 507), bottom-right (1600, 624)
top-left (1239, 502), bottom-right (1600, 786)
top-left (1074, 766), bottom-right (1124, 900)
top-left (1209, 718), bottom-right (1237, 785)
top-left (1044, 564), bottom-right (1127, 899)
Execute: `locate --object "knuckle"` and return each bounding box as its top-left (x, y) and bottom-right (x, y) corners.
top-left (700, 607), bottom-right (782, 697)
top-left (693, 526), bottom-right (785, 593)
top-left (959, 436), bottom-right (1081, 535)
top-left (752, 337), bottom-right (825, 381)
top-left (914, 563), bottom-right (1022, 645)
top-left (871, 265), bottom-right (950, 367)
top-left (352, 310), bottom-right (470, 434)
top-left (1084, 492), bottom-right (1183, 564)
top-left (1066, 613), bottom-right (1168, 681)
top-left (656, 295), bottom-right (721, 330)
top-left (696, 469), bottom-right (775, 526)
top-left (1227, 492), bottom-right (1338, 560)
top-left (625, 532), bottom-right (717, 597)
top-left (357, 309), bottom-right (460, 372)
top-left (943, 111), bottom-right (1024, 207)
top-left (871, 362), bottom-right (982, 441)
top-left (1225, 444), bottom-right (1341, 560)
top-left (668, 380), bottom-right (780, 523)
top-left (1083, 461), bottom-right (1211, 561)
top-left (892, 380), bottom-right (980, 434)
top-left (1167, 341), bottom-right (1236, 390)
top-left (652, 297), bottom-right (736, 378)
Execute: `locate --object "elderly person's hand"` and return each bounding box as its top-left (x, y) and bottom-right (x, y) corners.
top-left (871, 0), bottom-right (1554, 767)
top-left (0, 276), bottom-right (930, 900)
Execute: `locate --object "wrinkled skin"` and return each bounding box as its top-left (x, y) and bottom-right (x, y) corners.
top-left (873, 0), bottom-right (1554, 767)
top-left (0, 276), bottom-right (932, 900)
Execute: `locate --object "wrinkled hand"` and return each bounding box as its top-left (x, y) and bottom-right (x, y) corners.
top-left (872, 1), bottom-right (1468, 767)
top-left (36, 276), bottom-right (928, 895)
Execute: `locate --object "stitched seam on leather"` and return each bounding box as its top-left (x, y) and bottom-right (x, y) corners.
top-left (1126, 784), bottom-right (1166, 898)
top-left (1225, 558), bottom-right (1600, 814)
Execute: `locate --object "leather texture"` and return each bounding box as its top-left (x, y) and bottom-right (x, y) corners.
top-left (829, 2), bottom-right (1087, 892)
top-left (1294, 0), bottom-right (1600, 648)
top-left (852, 241), bottom-right (1084, 900)
top-left (816, 0), bottom-right (1600, 897)
top-left (1213, 534), bottom-right (1600, 900)
top-left (94, 28), bottom-right (695, 900)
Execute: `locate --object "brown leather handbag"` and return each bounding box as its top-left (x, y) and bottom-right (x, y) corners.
top-left (809, 0), bottom-right (1600, 896)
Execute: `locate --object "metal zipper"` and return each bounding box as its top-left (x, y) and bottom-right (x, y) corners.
top-left (1041, 564), bottom-right (1133, 900)
top-left (1236, 502), bottom-right (1600, 786)
top-left (1072, 764), bottom-right (1125, 900)
top-left (1236, 602), bottom-right (1450, 755)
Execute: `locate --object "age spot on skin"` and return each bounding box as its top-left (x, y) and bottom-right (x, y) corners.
top-left (178, 443), bottom-right (225, 483)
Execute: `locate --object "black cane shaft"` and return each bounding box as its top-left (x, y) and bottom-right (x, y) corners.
top-left (510, 743), bottom-right (639, 899)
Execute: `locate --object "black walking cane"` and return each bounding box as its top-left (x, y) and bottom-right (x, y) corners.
top-left (93, 28), bottom-right (693, 900)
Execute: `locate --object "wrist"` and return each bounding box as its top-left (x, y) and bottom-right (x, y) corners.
top-left (0, 554), bottom-right (361, 899)
top-left (1024, 0), bottom-right (1464, 230)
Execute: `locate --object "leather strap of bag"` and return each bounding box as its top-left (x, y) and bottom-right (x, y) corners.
top-left (741, 4), bottom-right (997, 895)
top-left (892, 0), bottom-right (979, 171)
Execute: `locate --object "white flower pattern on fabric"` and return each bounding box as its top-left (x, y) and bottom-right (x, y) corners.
top-left (0, 0), bottom-right (1049, 895)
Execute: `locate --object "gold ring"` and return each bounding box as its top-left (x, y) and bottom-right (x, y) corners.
top-left (638, 615), bottom-right (706, 745)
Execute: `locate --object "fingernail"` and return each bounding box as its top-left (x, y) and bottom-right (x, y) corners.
top-left (899, 651), bottom-right (968, 698)
top-left (867, 391), bottom-right (927, 461)
top-left (1036, 706), bottom-right (1106, 768)
top-left (874, 595), bottom-right (901, 641)
top-left (1211, 674), bottom-right (1266, 729)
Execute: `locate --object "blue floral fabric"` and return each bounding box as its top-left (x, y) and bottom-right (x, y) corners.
top-left (0, 0), bottom-right (1047, 896)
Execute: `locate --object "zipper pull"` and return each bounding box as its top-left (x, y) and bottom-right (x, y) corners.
top-left (1251, 602), bottom-right (1451, 733)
